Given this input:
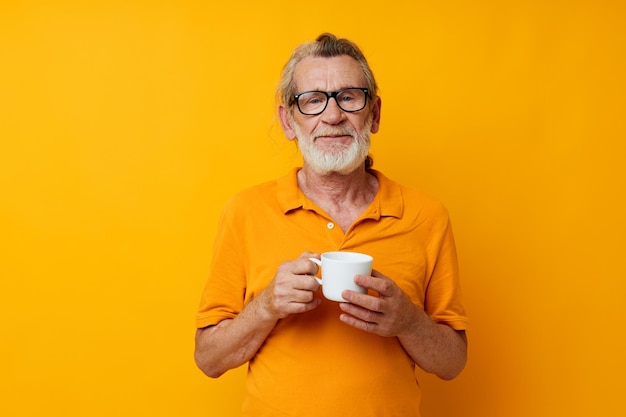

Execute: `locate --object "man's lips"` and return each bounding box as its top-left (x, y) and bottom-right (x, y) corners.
top-left (316, 134), bottom-right (350, 139)
top-left (314, 135), bottom-right (353, 146)
top-left (314, 130), bottom-right (353, 140)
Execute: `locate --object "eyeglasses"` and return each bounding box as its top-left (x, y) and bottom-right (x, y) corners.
top-left (294, 88), bottom-right (369, 116)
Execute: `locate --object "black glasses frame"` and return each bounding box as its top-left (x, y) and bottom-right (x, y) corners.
top-left (293, 88), bottom-right (369, 116)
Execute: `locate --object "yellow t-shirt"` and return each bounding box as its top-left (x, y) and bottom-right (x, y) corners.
top-left (197, 168), bottom-right (468, 417)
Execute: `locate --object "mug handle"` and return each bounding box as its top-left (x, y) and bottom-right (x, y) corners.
top-left (309, 258), bottom-right (323, 285)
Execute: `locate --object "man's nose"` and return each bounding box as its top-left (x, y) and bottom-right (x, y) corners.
top-left (320, 97), bottom-right (344, 124)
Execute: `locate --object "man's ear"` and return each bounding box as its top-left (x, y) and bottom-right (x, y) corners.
top-left (370, 96), bottom-right (382, 133)
top-left (278, 105), bottom-right (297, 140)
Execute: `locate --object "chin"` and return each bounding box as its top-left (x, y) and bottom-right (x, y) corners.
top-left (308, 156), bottom-right (367, 176)
top-left (299, 136), bottom-right (370, 176)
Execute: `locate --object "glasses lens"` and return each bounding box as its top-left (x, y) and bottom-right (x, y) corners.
top-left (336, 89), bottom-right (367, 112)
top-left (297, 92), bottom-right (327, 115)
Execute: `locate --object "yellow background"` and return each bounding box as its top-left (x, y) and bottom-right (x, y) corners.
top-left (1, 1), bottom-right (625, 416)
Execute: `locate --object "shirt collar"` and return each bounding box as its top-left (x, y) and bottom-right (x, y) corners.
top-left (276, 168), bottom-right (404, 219)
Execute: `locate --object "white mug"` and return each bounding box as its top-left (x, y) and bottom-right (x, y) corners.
top-left (309, 251), bottom-right (373, 302)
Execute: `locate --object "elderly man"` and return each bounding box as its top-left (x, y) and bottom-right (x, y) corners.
top-left (195, 33), bottom-right (468, 417)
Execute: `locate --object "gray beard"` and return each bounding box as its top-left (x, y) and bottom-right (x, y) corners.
top-left (293, 117), bottom-right (372, 175)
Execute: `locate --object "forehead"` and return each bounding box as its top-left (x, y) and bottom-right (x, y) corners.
top-left (294, 55), bottom-right (366, 91)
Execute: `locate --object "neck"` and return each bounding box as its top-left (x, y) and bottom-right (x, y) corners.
top-left (297, 165), bottom-right (377, 206)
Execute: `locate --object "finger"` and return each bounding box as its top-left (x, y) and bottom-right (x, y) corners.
top-left (289, 288), bottom-right (317, 303)
top-left (341, 290), bottom-right (385, 313)
top-left (339, 310), bottom-right (380, 333)
top-left (293, 274), bottom-right (322, 292)
top-left (300, 252), bottom-right (321, 274)
top-left (298, 251), bottom-right (319, 260)
top-left (289, 297), bottom-right (322, 314)
top-left (339, 299), bottom-right (380, 318)
top-left (370, 269), bottom-right (387, 279)
top-left (280, 257), bottom-right (320, 276)
top-left (354, 273), bottom-right (395, 297)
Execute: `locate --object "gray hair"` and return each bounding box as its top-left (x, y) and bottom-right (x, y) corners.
top-left (277, 33), bottom-right (379, 111)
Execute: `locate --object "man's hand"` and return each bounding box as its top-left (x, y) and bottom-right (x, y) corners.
top-left (338, 269), bottom-right (467, 380)
top-left (261, 252), bottom-right (322, 319)
top-left (195, 252), bottom-right (322, 378)
top-left (338, 269), bottom-right (418, 337)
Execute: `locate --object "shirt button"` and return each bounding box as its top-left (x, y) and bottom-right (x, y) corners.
top-left (327, 222), bottom-right (335, 230)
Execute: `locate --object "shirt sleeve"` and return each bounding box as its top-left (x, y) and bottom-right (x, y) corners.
top-left (196, 198), bottom-right (247, 329)
top-left (424, 211), bottom-right (469, 331)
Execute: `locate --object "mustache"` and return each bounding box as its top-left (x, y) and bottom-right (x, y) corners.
top-left (312, 127), bottom-right (357, 139)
